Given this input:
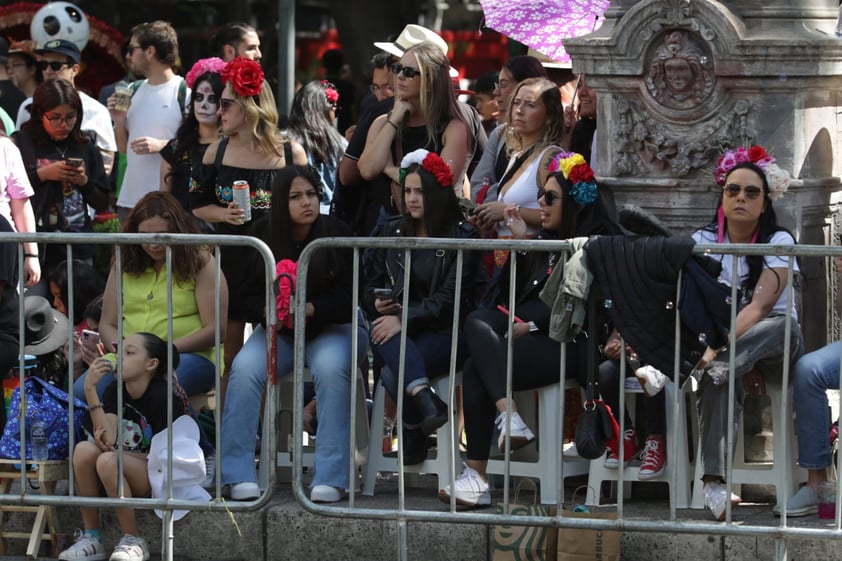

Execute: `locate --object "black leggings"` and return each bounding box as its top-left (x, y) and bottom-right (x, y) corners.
top-left (598, 359), bottom-right (666, 436)
top-left (462, 307), bottom-right (587, 461)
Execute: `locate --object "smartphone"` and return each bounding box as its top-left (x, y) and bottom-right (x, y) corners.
top-left (373, 288), bottom-right (394, 300)
top-left (65, 157), bottom-right (84, 168)
top-left (81, 329), bottom-right (101, 352)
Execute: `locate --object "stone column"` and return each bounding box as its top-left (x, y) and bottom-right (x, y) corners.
top-left (565, 0), bottom-right (842, 348)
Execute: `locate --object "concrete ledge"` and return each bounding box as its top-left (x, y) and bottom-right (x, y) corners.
top-left (2, 477), bottom-right (842, 560)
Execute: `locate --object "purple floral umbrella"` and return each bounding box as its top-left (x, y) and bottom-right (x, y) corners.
top-left (479, 0), bottom-right (610, 65)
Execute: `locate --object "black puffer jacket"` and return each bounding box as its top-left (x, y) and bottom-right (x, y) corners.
top-left (585, 235), bottom-right (703, 376)
top-left (363, 217), bottom-right (488, 335)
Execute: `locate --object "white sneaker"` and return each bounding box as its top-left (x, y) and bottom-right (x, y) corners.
top-left (109, 535), bottom-right (149, 561)
top-left (495, 411), bottom-right (535, 453)
top-left (310, 484), bottom-right (344, 503)
top-left (438, 463), bottom-right (491, 507)
top-left (562, 442), bottom-right (579, 457)
top-left (202, 452), bottom-right (215, 489)
top-left (634, 365), bottom-right (668, 397)
top-left (59, 530), bottom-right (106, 561)
top-left (229, 481), bottom-right (260, 500)
top-left (703, 481), bottom-right (741, 521)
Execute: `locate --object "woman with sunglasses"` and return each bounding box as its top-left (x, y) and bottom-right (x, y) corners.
top-left (691, 145), bottom-right (802, 521)
top-left (358, 41), bottom-right (473, 204)
top-left (12, 78), bottom-right (109, 296)
top-left (440, 152), bottom-right (622, 507)
top-left (190, 57), bottom-right (307, 391)
top-left (160, 58), bottom-right (225, 213)
top-left (286, 80), bottom-right (347, 215)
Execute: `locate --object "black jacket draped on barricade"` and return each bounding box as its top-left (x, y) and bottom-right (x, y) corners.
top-left (585, 234), bottom-right (728, 380)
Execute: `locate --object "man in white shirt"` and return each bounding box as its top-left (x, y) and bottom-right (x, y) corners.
top-left (108, 20), bottom-right (187, 221)
top-left (17, 39), bottom-right (117, 175)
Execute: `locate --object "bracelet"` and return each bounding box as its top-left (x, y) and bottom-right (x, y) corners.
top-left (87, 403), bottom-right (103, 412)
top-left (24, 253), bottom-right (38, 259)
top-left (386, 119), bottom-right (398, 130)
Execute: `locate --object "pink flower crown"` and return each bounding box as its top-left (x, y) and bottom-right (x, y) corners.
top-left (321, 80), bottom-right (339, 105)
top-left (185, 57), bottom-right (226, 89)
top-left (713, 144), bottom-right (790, 201)
top-left (399, 149), bottom-right (454, 189)
top-left (548, 151), bottom-right (598, 206)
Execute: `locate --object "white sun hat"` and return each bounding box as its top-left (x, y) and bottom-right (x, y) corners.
top-left (147, 415), bottom-right (211, 520)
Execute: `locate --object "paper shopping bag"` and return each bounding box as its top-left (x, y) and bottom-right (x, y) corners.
top-left (492, 479), bottom-right (558, 561)
top-left (556, 506), bottom-right (621, 561)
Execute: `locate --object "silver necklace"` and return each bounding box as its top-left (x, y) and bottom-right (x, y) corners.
top-left (54, 140), bottom-right (68, 159)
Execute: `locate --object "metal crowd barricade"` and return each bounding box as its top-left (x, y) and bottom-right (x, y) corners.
top-left (294, 236), bottom-right (842, 561)
top-left (3, 231), bottom-right (278, 561)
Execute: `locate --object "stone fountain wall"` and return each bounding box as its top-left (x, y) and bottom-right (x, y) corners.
top-left (565, 0), bottom-right (842, 348)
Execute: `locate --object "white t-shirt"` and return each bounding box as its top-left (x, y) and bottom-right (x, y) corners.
top-left (691, 228), bottom-right (798, 319)
top-left (16, 92), bottom-right (117, 153)
top-left (117, 77), bottom-right (186, 209)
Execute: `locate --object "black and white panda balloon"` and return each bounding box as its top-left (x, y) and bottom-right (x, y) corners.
top-left (30, 2), bottom-right (90, 51)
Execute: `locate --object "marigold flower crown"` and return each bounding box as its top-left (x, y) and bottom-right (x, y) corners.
top-left (548, 151), bottom-right (598, 206)
top-left (221, 57), bottom-right (264, 98)
top-left (399, 149), bottom-right (454, 189)
top-left (713, 144), bottom-right (790, 201)
top-left (185, 57), bottom-right (226, 89)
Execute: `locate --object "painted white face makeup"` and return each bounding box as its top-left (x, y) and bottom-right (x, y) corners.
top-left (193, 81), bottom-right (219, 125)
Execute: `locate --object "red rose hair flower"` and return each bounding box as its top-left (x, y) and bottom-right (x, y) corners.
top-left (221, 57), bottom-right (264, 98)
top-left (568, 163), bottom-right (595, 184)
top-left (422, 153), bottom-right (454, 189)
top-left (321, 80), bottom-right (340, 105)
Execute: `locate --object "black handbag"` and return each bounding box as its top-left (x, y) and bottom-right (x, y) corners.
top-left (574, 293), bottom-right (620, 460)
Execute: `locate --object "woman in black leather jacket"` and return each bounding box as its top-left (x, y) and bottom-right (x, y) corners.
top-left (440, 151), bottom-right (622, 507)
top-left (363, 149), bottom-right (487, 465)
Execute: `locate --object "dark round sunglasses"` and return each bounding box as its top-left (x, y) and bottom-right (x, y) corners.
top-left (723, 183), bottom-right (763, 199)
top-left (390, 63), bottom-right (421, 79)
top-left (538, 190), bottom-right (561, 205)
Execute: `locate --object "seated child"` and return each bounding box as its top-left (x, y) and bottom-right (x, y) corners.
top-left (59, 332), bottom-right (189, 561)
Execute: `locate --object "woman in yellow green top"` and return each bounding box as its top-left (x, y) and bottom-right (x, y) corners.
top-left (74, 191), bottom-right (228, 401)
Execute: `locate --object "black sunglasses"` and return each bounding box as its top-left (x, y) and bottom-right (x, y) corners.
top-left (219, 98), bottom-right (237, 113)
top-left (390, 63), bottom-right (421, 79)
top-left (37, 60), bottom-right (72, 72)
top-left (723, 183), bottom-right (763, 199)
top-left (538, 190), bottom-right (561, 205)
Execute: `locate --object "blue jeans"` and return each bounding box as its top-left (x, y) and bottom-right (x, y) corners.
top-left (697, 313), bottom-right (803, 477)
top-left (374, 330), bottom-right (464, 426)
top-left (73, 352), bottom-right (217, 402)
top-left (793, 341), bottom-right (840, 470)
top-left (220, 320), bottom-right (368, 490)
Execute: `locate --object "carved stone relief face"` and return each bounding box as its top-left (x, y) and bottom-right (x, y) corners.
top-left (644, 30), bottom-right (714, 111)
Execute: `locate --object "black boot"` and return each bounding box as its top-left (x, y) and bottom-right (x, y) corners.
top-left (401, 425), bottom-right (430, 466)
top-left (414, 387), bottom-right (449, 436)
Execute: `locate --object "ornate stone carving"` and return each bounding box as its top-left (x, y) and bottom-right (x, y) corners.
top-left (641, 0), bottom-right (717, 42)
top-left (645, 30), bottom-right (714, 111)
top-left (613, 96), bottom-right (753, 177)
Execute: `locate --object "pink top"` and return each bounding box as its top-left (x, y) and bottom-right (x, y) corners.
top-left (0, 135), bottom-right (34, 229)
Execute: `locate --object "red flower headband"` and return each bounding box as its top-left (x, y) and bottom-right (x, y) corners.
top-left (321, 80), bottom-right (339, 105)
top-left (221, 57), bottom-right (264, 98)
top-left (399, 149), bottom-right (454, 189)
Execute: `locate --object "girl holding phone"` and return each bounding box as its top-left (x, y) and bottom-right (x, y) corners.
top-left (11, 78), bottom-right (109, 295)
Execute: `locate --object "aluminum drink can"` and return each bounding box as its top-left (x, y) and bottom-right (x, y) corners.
top-left (232, 180), bottom-right (252, 222)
